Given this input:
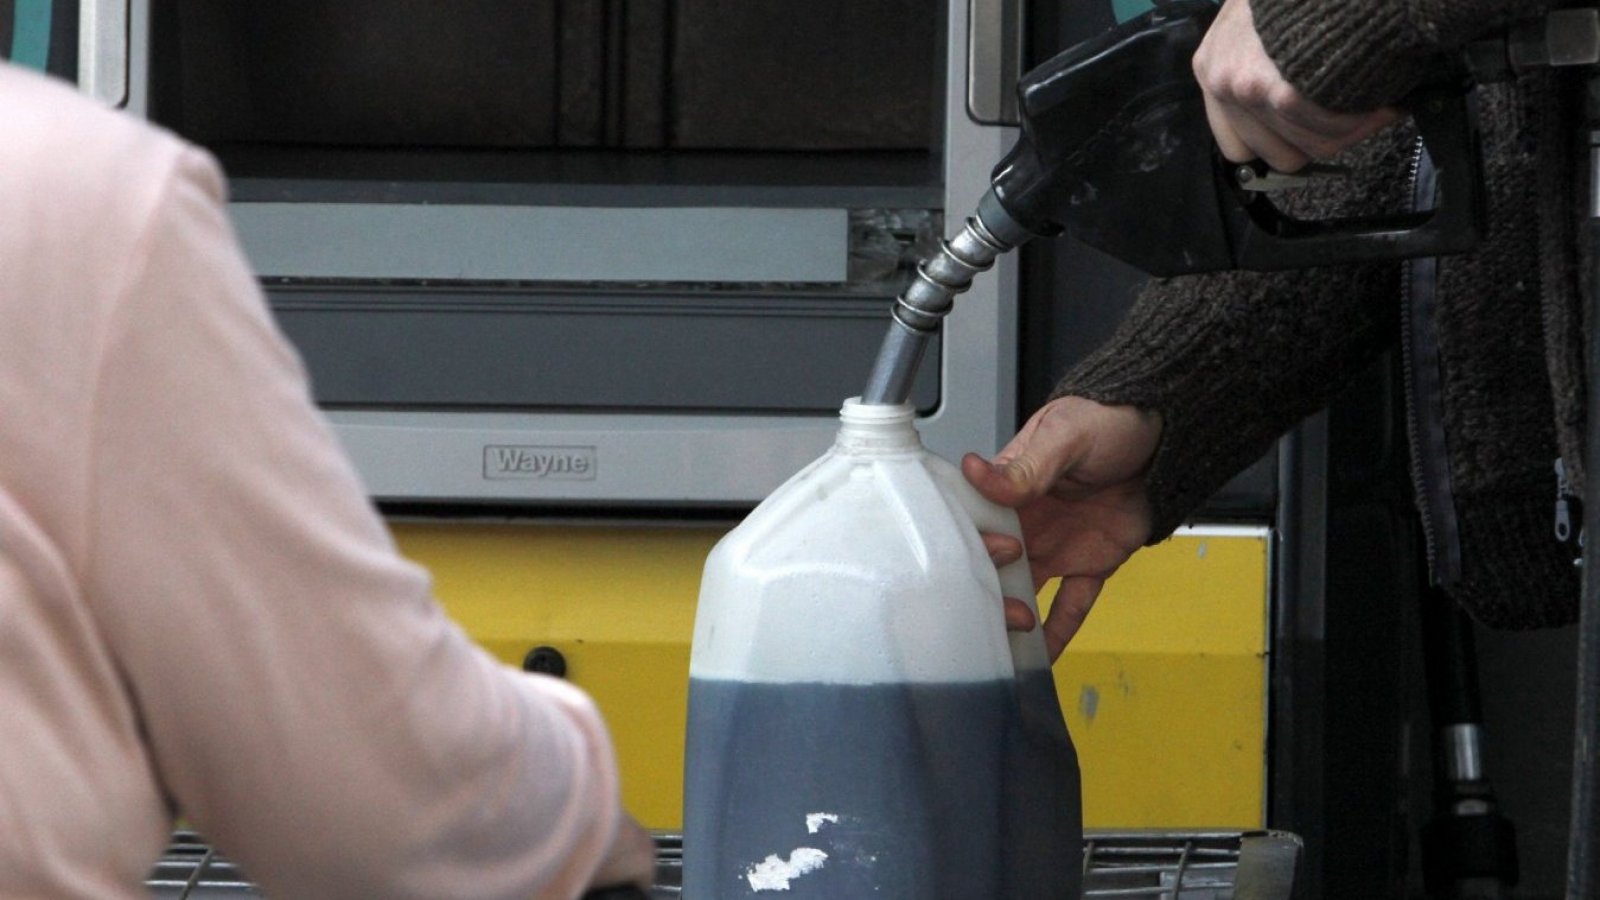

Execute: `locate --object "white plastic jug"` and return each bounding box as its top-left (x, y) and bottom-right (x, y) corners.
top-left (683, 399), bottom-right (1082, 898)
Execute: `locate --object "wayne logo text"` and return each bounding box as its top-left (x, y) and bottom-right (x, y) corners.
top-left (483, 445), bottom-right (597, 480)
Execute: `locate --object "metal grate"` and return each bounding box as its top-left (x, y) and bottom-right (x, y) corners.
top-left (652, 834), bottom-right (682, 897)
top-left (1082, 831), bottom-right (1302, 899)
top-left (146, 831), bottom-right (263, 899)
top-left (146, 830), bottom-right (1297, 899)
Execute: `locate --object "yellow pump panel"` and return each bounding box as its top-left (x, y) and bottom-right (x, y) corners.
top-left (1046, 527), bottom-right (1270, 829)
top-left (391, 522), bottom-right (711, 829)
top-left (391, 521), bottom-right (1269, 832)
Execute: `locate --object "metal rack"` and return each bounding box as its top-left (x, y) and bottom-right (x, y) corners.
top-left (1081, 832), bottom-right (1301, 899)
top-left (146, 830), bottom-right (1299, 899)
top-left (146, 832), bottom-right (261, 899)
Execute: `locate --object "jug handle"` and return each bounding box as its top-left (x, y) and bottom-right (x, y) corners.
top-left (946, 482), bottom-right (1054, 670)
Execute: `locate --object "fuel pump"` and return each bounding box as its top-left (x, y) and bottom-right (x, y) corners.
top-left (857, 5), bottom-right (1600, 899)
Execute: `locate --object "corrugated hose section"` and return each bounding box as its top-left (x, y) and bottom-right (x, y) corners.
top-left (145, 830), bottom-right (1301, 899)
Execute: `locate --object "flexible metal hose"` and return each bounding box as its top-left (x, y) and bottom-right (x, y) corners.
top-left (859, 212), bottom-right (1018, 405)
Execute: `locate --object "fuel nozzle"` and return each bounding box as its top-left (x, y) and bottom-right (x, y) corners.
top-left (860, 0), bottom-right (1222, 408)
top-left (859, 193), bottom-right (1034, 406)
top-left (862, 0), bottom-right (1486, 406)
top-left (984, 0), bottom-right (1479, 275)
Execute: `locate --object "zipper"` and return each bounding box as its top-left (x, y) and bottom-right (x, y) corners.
top-left (1400, 140), bottom-right (1465, 587)
top-left (1556, 457), bottom-right (1585, 565)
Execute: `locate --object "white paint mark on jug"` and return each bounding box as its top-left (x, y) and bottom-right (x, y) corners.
top-left (746, 848), bottom-right (829, 891)
top-left (805, 812), bottom-right (839, 834)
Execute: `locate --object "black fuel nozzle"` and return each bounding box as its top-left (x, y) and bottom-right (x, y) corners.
top-left (987, 0), bottom-right (1222, 265)
top-left (988, 0), bottom-right (1484, 276)
top-left (860, 0), bottom-right (1491, 405)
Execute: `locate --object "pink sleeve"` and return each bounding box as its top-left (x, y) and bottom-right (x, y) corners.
top-left (83, 148), bottom-right (622, 900)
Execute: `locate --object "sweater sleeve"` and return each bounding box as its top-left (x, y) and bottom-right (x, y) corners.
top-left (1251, 0), bottom-right (1561, 111)
top-left (1052, 128), bottom-right (1419, 541)
top-left (1058, 262), bottom-right (1398, 541)
top-left (83, 148), bottom-right (621, 899)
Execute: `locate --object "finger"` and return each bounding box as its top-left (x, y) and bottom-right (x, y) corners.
top-left (1042, 576), bottom-right (1104, 661)
top-left (982, 531), bottom-right (1024, 568)
top-left (1203, 91), bottom-right (1256, 164)
top-left (1206, 93), bottom-right (1310, 171)
top-left (1215, 75), bottom-right (1401, 164)
top-left (1003, 596), bottom-right (1038, 632)
top-left (1233, 112), bottom-right (1311, 173)
top-left (1344, 106), bottom-right (1402, 145)
top-left (1019, 499), bottom-right (1144, 576)
top-left (1274, 103), bottom-right (1402, 160)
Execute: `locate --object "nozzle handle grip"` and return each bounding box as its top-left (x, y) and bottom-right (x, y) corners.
top-left (1227, 85), bottom-right (1484, 271)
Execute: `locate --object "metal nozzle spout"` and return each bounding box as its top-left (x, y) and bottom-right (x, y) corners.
top-left (859, 193), bottom-right (1028, 405)
top-left (860, 320), bottom-right (933, 408)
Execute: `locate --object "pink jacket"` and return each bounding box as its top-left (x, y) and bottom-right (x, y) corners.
top-left (0, 62), bottom-right (621, 898)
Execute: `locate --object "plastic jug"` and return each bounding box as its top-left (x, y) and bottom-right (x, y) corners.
top-left (683, 399), bottom-right (1082, 898)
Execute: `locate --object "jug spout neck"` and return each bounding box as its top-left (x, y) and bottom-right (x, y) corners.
top-left (836, 398), bottom-right (921, 452)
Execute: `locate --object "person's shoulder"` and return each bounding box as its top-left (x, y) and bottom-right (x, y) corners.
top-left (0, 63), bottom-right (198, 229)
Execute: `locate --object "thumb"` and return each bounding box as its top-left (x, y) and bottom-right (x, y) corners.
top-left (963, 397), bottom-right (1102, 507)
top-left (960, 445), bottom-right (1056, 508)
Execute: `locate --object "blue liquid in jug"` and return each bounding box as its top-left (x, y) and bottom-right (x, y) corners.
top-left (683, 671), bottom-right (1082, 898)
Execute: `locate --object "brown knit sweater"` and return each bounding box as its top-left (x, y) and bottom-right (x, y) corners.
top-left (1251, 0), bottom-right (1560, 111)
top-left (1054, 0), bottom-right (1583, 628)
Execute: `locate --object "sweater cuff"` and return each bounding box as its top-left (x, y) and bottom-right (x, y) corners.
top-left (1055, 356), bottom-right (1281, 544)
top-left (1251, 0), bottom-right (1427, 111)
top-left (1050, 259), bottom-right (1399, 543)
top-left (1047, 273), bottom-right (1287, 543)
